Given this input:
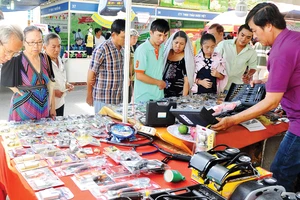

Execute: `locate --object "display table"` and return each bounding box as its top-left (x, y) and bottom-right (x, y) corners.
top-left (0, 139), bottom-right (194, 200)
top-left (64, 57), bottom-right (91, 83)
top-left (156, 122), bottom-right (289, 150)
top-left (0, 120), bottom-right (289, 200)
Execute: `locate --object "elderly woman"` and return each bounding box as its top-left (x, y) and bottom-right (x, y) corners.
top-left (163, 31), bottom-right (195, 97)
top-left (1, 26), bottom-right (55, 121)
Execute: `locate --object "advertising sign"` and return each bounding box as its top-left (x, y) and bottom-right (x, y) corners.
top-left (160, 0), bottom-right (228, 12)
top-left (92, 0), bottom-right (135, 28)
top-left (41, 13), bottom-right (68, 46)
top-left (160, 0), bottom-right (210, 11)
top-left (31, 23), bottom-right (49, 35)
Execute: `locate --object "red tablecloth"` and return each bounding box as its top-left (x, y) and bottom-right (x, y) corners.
top-left (0, 122), bottom-right (289, 200)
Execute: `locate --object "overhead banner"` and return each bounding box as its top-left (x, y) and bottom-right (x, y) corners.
top-left (92, 0), bottom-right (135, 28)
top-left (160, 0), bottom-right (210, 11)
top-left (160, 0), bottom-right (228, 12)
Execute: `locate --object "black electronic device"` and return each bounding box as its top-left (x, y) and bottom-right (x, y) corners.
top-left (99, 0), bottom-right (126, 16)
top-left (149, 184), bottom-right (226, 200)
top-left (169, 106), bottom-right (218, 127)
top-left (144, 100), bottom-right (177, 127)
top-left (229, 178), bottom-right (285, 200)
top-left (225, 83), bottom-right (266, 107)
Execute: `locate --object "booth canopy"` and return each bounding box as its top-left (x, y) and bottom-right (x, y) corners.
top-left (206, 10), bottom-right (246, 32)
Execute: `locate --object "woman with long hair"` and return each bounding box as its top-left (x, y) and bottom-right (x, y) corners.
top-left (163, 31), bottom-right (195, 97)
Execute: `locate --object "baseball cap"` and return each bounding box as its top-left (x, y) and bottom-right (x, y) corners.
top-left (130, 29), bottom-right (139, 36)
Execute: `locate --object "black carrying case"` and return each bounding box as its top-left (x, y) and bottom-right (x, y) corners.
top-left (225, 83), bottom-right (266, 107)
top-left (145, 100), bottom-right (177, 127)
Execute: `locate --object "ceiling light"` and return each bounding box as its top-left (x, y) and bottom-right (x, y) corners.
top-left (235, 0), bottom-right (247, 17)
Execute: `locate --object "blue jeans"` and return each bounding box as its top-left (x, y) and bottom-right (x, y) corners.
top-left (270, 131), bottom-right (300, 192)
top-left (94, 100), bottom-right (106, 114)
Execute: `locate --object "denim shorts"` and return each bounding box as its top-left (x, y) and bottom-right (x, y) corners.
top-left (94, 100), bottom-right (106, 114)
top-left (270, 131), bottom-right (300, 192)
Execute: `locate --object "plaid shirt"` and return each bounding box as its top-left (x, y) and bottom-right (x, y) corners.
top-left (89, 39), bottom-right (124, 104)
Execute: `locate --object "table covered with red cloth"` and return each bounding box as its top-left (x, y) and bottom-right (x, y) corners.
top-left (0, 122), bottom-right (289, 200)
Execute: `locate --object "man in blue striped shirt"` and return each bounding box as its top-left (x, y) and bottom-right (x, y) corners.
top-left (86, 19), bottom-right (125, 113)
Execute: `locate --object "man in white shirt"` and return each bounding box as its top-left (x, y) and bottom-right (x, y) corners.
top-left (215, 24), bottom-right (257, 90)
top-left (44, 32), bottom-right (74, 116)
top-left (94, 28), bottom-right (106, 48)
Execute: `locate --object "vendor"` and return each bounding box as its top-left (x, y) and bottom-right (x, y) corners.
top-left (212, 2), bottom-right (300, 192)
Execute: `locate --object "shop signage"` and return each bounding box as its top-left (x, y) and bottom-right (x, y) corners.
top-left (160, 0), bottom-right (210, 10)
top-left (41, 2), bottom-right (68, 15)
top-left (78, 16), bottom-right (95, 24)
top-left (41, 1), bottom-right (218, 23)
top-left (170, 20), bottom-right (205, 29)
top-left (70, 2), bottom-right (98, 12)
top-left (157, 8), bottom-right (218, 21)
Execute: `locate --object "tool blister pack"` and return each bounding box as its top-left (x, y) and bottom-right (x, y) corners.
top-left (89, 177), bottom-right (160, 200)
top-left (149, 184), bottom-right (225, 200)
top-left (225, 83), bottom-right (266, 107)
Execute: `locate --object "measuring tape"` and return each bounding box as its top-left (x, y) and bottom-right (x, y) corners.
top-left (106, 122), bottom-right (136, 142)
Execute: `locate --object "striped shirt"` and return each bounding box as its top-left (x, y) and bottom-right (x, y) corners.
top-left (89, 39), bottom-right (124, 104)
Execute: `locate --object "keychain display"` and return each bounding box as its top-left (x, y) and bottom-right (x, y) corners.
top-left (104, 146), bottom-right (142, 164)
top-left (121, 159), bottom-right (169, 175)
top-left (15, 160), bottom-right (48, 172)
top-left (7, 147), bottom-right (35, 159)
top-left (20, 137), bottom-right (43, 147)
top-left (89, 177), bottom-right (161, 199)
top-left (105, 165), bottom-right (132, 179)
top-left (22, 168), bottom-right (64, 191)
top-left (36, 187), bottom-right (74, 200)
top-left (31, 144), bottom-right (56, 154)
top-left (13, 154), bottom-right (42, 164)
top-left (46, 154), bottom-right (78, 167)
top-left (71, 169), bottom-right (115, 190)
top-left (52, 156), bottom-right (111, 177)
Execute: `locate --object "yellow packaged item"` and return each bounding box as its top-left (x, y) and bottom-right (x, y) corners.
top-left (191, 167), bottom-right (272, 199)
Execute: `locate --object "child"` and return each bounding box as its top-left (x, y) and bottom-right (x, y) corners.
top-left (191, 33), bottom-right (227, 94)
